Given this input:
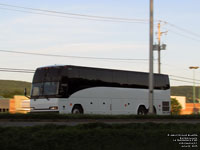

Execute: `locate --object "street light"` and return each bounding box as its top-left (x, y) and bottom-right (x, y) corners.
top-left (189, 66), bottom-right (199, 114)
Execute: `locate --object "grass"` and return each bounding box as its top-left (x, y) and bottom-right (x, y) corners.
top-left (0, 123), bottom-right (199, 150)
top-left (0, 80), bottom-right (31, 98)
top-left (1, 113), bottom-right (200, 120)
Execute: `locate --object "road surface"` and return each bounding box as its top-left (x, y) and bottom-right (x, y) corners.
top-left (0, 119), bottom-right (200, 127)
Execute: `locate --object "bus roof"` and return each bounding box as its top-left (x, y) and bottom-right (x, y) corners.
top-left (36, 65), bottom-right (168, 76)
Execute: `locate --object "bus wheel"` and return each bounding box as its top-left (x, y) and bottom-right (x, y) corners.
top-left (72, 105), bottom-right (83, 114)
top-left (153, 106), bottom-right (157, 115)
top-left (137, 106), bottom-right (147, 115)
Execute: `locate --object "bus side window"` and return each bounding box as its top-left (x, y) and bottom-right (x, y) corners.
top-left (154, 75), bottom-right (165, 90)
top-left (32, 87), bottom-right (40, 96)
top-left (112, 71), bottom-right (128, 86)
top-left (60, 76), bottom-right (68, 96)
top-left (60, 83), bottom-right (68, 96)
top-left (68, 67), bottom-right (79, 78)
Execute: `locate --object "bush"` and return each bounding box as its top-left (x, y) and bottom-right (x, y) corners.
top-left (171, 98), bottom-right (182, 115)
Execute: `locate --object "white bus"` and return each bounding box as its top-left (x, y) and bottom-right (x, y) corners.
top-left (30, 65), bottom-right (170, 115)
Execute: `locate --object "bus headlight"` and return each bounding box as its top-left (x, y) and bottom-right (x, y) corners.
top-left (30, 107), bottom-right (35, 111)
top-left (49, 106), bottom-right (58, 110)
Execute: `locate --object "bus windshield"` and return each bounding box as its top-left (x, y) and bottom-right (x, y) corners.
top-left (31, 82), bottom-right (59, 97)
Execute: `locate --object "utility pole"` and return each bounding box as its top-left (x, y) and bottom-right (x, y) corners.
top-left (148, 0), bottom-right (154, 114)
top-left (158, 22), bottom-right (161, 74)
top-left (153, 22), bottom-right (167, 74)
top-left (189, 66), bottom-right (199, 114)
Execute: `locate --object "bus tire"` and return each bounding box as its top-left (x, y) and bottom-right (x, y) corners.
top-left (146, 106), bottom-right (157, 114)
top-left (72, 105), bottom-right (84, 114)
top-left (153, 106), bottom-right (157, 114)
top-left (137, 106), bottom-right (147, 115)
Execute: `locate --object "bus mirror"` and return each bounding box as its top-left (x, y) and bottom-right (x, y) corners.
top-left (24, 88), bottom-right (30, 99)
top-left (24, 88), bottom-right (27, 96)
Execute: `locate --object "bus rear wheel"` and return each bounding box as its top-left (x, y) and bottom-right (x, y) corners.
top-left (137, 106), bottom-right (147, 115)
top-left (72, 105), bottom-right (83, 114)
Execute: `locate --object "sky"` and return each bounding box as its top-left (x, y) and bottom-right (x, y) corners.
top-left (0, 0), bottom-right (200, 86)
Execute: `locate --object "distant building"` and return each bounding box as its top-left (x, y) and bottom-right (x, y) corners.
top-left (183, 103), bottom-right (200, 115)
top-left (9, 95), bottom-right (30, 114)
top-left (0, 98), bottom-right (10, 113)
top-left (171, 96), bottom-right (186, 109)
top-left (171, 96), bottom-right (200, 115)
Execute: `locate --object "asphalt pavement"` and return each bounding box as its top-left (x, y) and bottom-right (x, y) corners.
top-left (0, 119), bottom-right (200, 127)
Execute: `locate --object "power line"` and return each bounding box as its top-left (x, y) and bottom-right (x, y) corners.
top-left (0, 49), bottom-right (149, 61)
top-left (0, 7), bottom-right (148, 24)
top-left (167, 28), bottom-right (200, 42)
top-left (1, 3), bottom-right (199, 42)
top-left (169, 75), bottom-right (200, 82)
top-left (0, 3), bottom-right (147, 21)
top-left (0, 67), bottom-right (34, 71)
top-left (0, 67), bottom-right (34, 73)
top-left (166, 21), bottom-right (200, 38)
top-left (0, 3), bottom-right (199, 39)
top-left (170, 78), bottom-right (200, 85)
top-left (0, 70), bottom-right (34, 73)
top-left (0, 3), bottom-right (148, 24)
top-left (169, 74), bottom-right (200, 85)
top-left (162, 63), bottom-right (200, 76)
top-left (160, 21), bottom-right (200, 41)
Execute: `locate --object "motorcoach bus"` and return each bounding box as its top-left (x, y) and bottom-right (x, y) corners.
top-left (30, 65), bottom-right (170, 115)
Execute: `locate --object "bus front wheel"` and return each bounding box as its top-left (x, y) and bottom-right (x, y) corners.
top-left (137, 106), bottom-right (147, 115)
top-left (72, 105), bottom-right (84, 114)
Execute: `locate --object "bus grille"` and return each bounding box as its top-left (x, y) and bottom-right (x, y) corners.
top-left (162, 101), bottom-right (170, 111)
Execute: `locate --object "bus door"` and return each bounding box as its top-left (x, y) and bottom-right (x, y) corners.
top-left (97, 99), bottom-right (112, 114)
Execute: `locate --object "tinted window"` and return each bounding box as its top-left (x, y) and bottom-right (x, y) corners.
top-left (112, 71), bottom-right (128, 85)
top-left (31, 83), bottom-right (43, 96)
top-left (96, 69), bottom-right (112, 82)
top-left (154, 74), bottom-right (169, 89)
top-left (45, 67), bottom-right (62, 82)
top-left (31, 82), bottom-right (59, 97)
top-left (79, 68), bottom-right (97, 80)
top-left (33, 67), bottom-right (62, 83)
top-left (165, 76), bottom-right (170, 89)
top-left (79, 68), bottom-right (87, 79)
top-left (127, 72), bottom-right (148, 87)
top-left (33, 69), bottom-right (45, 83)
top-left (154, 75), bottom-right (163, 89)
top-left (68, 67), bottom-right (79, 78)
top-left (43, 82), bottom-right (59, 95)
top-left (86, 69), bottom-right (97, 80)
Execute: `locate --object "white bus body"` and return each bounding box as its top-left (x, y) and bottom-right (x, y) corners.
top-left (30, 65), bottom-right (170, 115)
